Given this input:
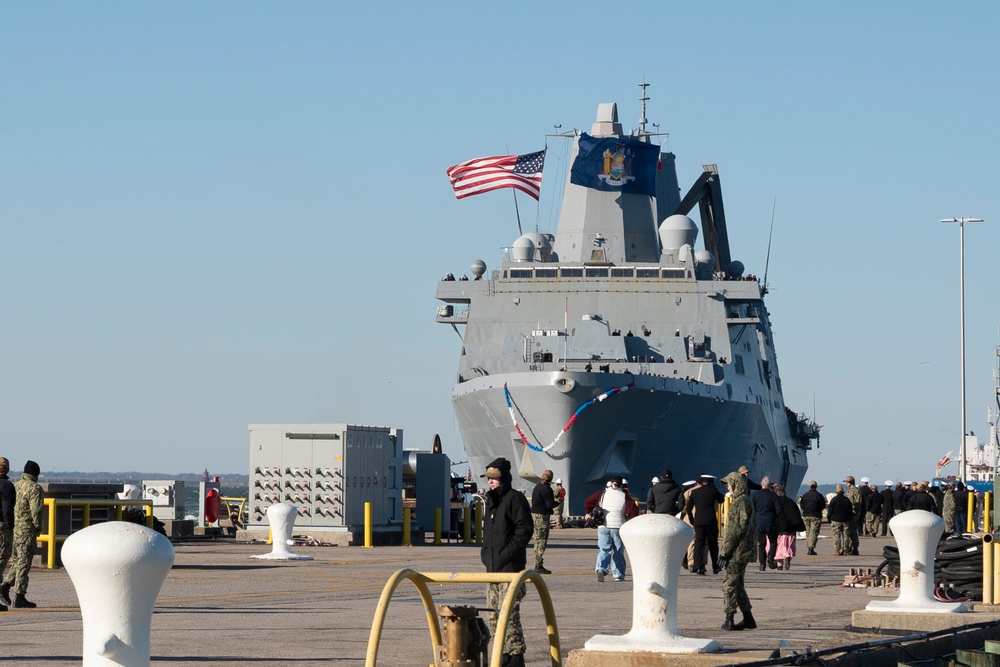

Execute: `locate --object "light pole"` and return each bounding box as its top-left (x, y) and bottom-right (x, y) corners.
top-left (940, 216), bottom-right (984, 483)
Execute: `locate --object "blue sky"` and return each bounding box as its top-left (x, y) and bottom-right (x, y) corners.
top-left (1, 2), bottom-right (997, 486)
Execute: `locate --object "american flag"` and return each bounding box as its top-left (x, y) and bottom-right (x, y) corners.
top-left (446, 150), bottom-right (546, 200)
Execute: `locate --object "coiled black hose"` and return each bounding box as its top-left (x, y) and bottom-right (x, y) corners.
top-left (875, 535), bottom-right (983, 598)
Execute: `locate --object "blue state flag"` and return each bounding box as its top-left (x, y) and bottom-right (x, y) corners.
top-left (570, 133), bottom-right (659, 196)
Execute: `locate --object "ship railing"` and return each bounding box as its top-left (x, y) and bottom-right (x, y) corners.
top-left (436, 304), bottom-right (470, 323)
top-left (37, 497), bottom-right (154, 569)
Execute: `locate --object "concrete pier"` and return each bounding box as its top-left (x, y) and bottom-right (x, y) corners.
top-left (7, 529), bottom-right (1000, 666)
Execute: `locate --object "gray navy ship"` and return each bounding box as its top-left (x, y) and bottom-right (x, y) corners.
top-left (437, 94), bottom-right (820, 515)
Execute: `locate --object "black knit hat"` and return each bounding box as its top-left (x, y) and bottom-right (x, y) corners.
top-left (23, 460), bottom-right (40, 477)
top-left (480, 457), bottom-right (512, 484)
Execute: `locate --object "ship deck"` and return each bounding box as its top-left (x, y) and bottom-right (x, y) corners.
top-left (10, 528), bottom-right (1000, 665)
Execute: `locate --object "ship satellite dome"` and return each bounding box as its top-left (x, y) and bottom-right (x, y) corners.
top-left (512, 233), bottom-right (552, 262)
top-left (693, 250), bottom-right (715, 279)
top-left (512, 235), bottom-right (535, 262)
top-left (470, 259), bottom-right (487, 278)
top-left (694, 249), bottom-right (714, 266)
top-left (728, 260), bottom-right (745, 278)
top-left (658, 214), bottom-right (699, 252)
top-left (527, 232), bottom-right (551, 251)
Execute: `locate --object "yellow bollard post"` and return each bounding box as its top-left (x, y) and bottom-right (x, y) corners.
top-left (984, 534), bottom-right (994, 605)
top-left (476, 500), bottom-right (486, 544)
top-left (364, 501), bottom-right (373, 548)
top-left (986, 492), bottom-right (994, 533)
top-left (968, 492), bottom-right (976, 533)
top-left (994, 542), bottom-right (1000, 605)
top-left (462, 505), bottom-right (471, 544)
top-left (433, 508), bottom-right (442, 545)
top-left (46, 498), bottom-right (57, 569)
top-left (402, 507), bottom-right (411, 547)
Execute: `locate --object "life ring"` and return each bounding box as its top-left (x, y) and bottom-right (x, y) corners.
top-left (205, 488), bottom-right (222, 524)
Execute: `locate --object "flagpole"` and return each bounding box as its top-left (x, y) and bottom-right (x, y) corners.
top-left (512, 189), bottom-right (522, 236)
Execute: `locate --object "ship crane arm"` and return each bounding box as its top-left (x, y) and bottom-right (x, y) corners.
top-left (672, 166), bottom-right (733, 275)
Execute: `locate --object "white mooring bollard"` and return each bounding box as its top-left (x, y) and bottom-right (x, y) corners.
top-left (584, 513), bottom-right (722, 653)
top-left (251, 503), bottom-right (314, 561)
top-left (866, 509), bottom-right (966, 613)
top-left (62, 521), bottom-right (175, 667)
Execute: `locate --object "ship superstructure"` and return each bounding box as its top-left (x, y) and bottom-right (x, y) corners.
top-left (960, 345), bottom-right (1000, 486)
top-left (437, 97), bottom-right (819, 514)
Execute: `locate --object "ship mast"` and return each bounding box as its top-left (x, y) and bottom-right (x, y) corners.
top-left (638, 81), bottom-right (649, 137)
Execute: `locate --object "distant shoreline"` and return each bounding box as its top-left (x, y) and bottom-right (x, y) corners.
top-left (30, 471), bottom-right (249, 484)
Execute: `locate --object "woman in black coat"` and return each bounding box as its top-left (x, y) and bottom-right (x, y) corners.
top-left (774, 485), bottom-right (806, 570)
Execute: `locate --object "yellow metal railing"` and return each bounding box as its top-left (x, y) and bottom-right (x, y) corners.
top-left (366, 569), bottom-right (561, 667)
top-left (220, 496), bottom-right (247, 527)
top-left (38, 498), bottom-right (154, 569)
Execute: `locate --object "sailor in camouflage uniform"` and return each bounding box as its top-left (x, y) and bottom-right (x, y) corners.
top-left (843, 475), bottom-right (862, 556)
top-left (0, 457), bottom-right (15, 612)
top-left (719, 471), bottom-right (757, 631)
top-left (942, 483), bottom-right (956, 536)
top-left (1, 460), bottom-right (43, 609)
top-left (529, 469), bottom-right (557, 574)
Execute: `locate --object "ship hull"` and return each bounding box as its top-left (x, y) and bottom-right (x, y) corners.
top-left (456, 371), bottom-right (807, 516)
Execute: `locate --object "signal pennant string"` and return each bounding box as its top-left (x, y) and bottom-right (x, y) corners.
top-left (503, 380), bottom-right (634, 453)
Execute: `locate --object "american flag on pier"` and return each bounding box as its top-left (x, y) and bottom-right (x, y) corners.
top-left (446, 150), bottom-right (545, 200)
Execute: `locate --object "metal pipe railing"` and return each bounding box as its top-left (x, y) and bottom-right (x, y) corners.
top-left (366, 568), bottom-right (561, 667)
top-left (38, 498), bottom-right (154, 569)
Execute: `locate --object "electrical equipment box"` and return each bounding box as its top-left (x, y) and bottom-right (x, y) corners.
top-left (247, 424), bottom-right (403, 534)
top-left (404, 451), bottom-right (453, 535)
top-left (142, 480), bottom-right (186, 521)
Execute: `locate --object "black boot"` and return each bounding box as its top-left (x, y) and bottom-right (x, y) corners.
top-left (0, 602), bottom-right (6, 612)
top-left (783, 557), bottom-right (791, 571)
top-left (736, 611), bottom-right (757, 630)
top-left (13, 594), bottom-right (36, 609)
top-left (0, 581), bottom-right (10, 606)
top-left (807, 547), bottom-right (816, 555)
top-left (501, 653), bottom-right (525, 667)
top-left (721, 613), bottom-right (742, 631)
